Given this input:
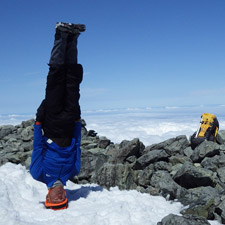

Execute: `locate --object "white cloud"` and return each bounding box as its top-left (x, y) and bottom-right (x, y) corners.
top-left (1, 105), bottom-right (225, 146)
top-left (83, 105), bottom-right (225, 146)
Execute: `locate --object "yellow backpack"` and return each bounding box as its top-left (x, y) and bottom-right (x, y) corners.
top-left (196, 113), bottom-right (219, 142)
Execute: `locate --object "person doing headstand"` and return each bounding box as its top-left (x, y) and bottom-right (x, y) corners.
top-left (30, 22), bottom-right (85, 210)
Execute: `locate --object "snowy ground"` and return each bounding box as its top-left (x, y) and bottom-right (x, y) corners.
top-left (0, 163), bottom-right (221, 225)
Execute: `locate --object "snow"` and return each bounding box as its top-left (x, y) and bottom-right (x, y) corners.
top-left (0, 163), bottom-right (221, 225)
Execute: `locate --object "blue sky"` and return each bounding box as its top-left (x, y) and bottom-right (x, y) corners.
top-left (0, 0), bottom-right (225, 114)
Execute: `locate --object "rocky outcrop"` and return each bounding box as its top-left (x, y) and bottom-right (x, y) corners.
top-left (157, 214), bottom-right (211, 225)
top-left (0, 119), bottom-right (34, 167)
top-left (1, 119), bottom-right (225, 224)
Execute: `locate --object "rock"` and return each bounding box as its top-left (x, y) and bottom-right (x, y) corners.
top-left (217, 167), bottom-right (225, 183)
top-left (154, 161), bottom-right (172, 172)
top-left (98, 136), bottom-right (111, 149)
top-left (144, 185), bottom-right (160, 196)
top-left (20, 126), bottom-right (33, 141)
top-left (21, 119), bottom-right (35, 128)
top-left (4, 152), bottom-right (21, 164)
top-left (147, 135), bottom-right (189, 156)
top-left (96, 162), bottom-right (137, 190)
top-left (20, 141), bottom-right (33, 152)
top-left (217, 130), bottom-right (225, 144)
top-left (81, 126), bottom-right (88, 137)
top-left (170, 163), bottom-right (183, 177)
top-left (119, 140), bottom-right (130, 148)
top-left (19, 152), bottom-right (31, 165)
top-left (115, 138), bottom-right (144, 163)
top-left (169, 155), bottom-right (191, 166)
top-left (81, 139), bottom-right (95, 146)
top-left (146, 138), bottom-right (175, 152)
top-left (164, 135), bottom-right (190, 156)
top-left (0, 125), bottom-right (15, 139)
top-left (104, 144), bottom-right (119, 162)
top-left (157, 214), bottom-right (211, 225)
top-left (126, 155), bottom-right (137, 164)
top-left (201, 154), bottom-right (225, 172)
top-left (220, 144), bottom-right (225, 152)
top-left (134, 149), bottom-right (169, 170)
top-left (24, 156), bottom-right (31, 169)
top-left (137, 164), bottom-right (154, 187)
top-left (5, 138), bottom-right (21, 152)
top-left (85, 143), bottom-right (98, 150)
top-left (78, 148), bottom-right (108, 183)
top-left (87, 130), bottom-right (97, 137)
top-left (180, 186), bottom-right (221, 207)
top-left (215, 198), bottom-right (225, 224)
top-left (173, 162), bottom-right (216, 189)
top-left (183, 146), bottom-right (194, 158)
top-left (181, 195), bottom-right (215, 219)
top-left (80, 119), bottom-right (86, 127)
top-left (150, 170), bottom-right (188, 200)
top-left (191, 141), bottom-right (220, 163)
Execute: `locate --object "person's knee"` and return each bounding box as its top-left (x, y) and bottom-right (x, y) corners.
top-left (47, 66), bottom-right (66, 86)
top-left (67, 64), bottom-right (83, 84)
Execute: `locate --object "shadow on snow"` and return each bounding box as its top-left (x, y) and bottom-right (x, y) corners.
top-left (66, 185), bottom-right (104, 202)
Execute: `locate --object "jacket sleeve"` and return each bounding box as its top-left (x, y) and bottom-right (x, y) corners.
top-left (29, 124), bottom-right (44, 181)
top-left (73, 121), bottom-right (82, 143)
top-left (73, 121), bottom-right (82, 175)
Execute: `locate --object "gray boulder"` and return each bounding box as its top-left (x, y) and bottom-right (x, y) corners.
top-left (0, 125), bottom-right (15, 139)
top-left (21, 119), bottom-right (35, 128)
top-left (154, 161), bottom-right (172, 172)
top-left (96, 162), bottom-right (137, 190)
top-left (78, 148), bottom-right (108, 183)
top-left (20, 126), bottom-right (33, 141)
top-left (150, 170), bottom-right (188, 200)
top-left (181, 186), bottom-right (221, 206)
top-left (98, 136), bottom-right (111, 149)
top-left (115, 138), bottom-right (144, 163)
top-left (181, 195), bottom-right (215, 219)
top-left (146, 135), bottom-right (189, 156)
top-left (215, 198), bottom-right (225, 224)
top-left (217, 130), bottom-right (225, 145)
top-left (183, 146), bottom-right (194, 158)
top-left (157, 214), bottom-right (211, 225)
top-left (217, 167), bottom-right (225, 183)
top-left (201, 154), bottom-right (225, 172)
top-left (173, 162), bottom-right (216, 189)
top-left (134, 149), bottom-right (169, 170)
top-left (137, 164), bottom-right (154, 187)
top-left (169, 155), bottom-right (191, 166)
top-left (191, 141), bottom-right (220, 163)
